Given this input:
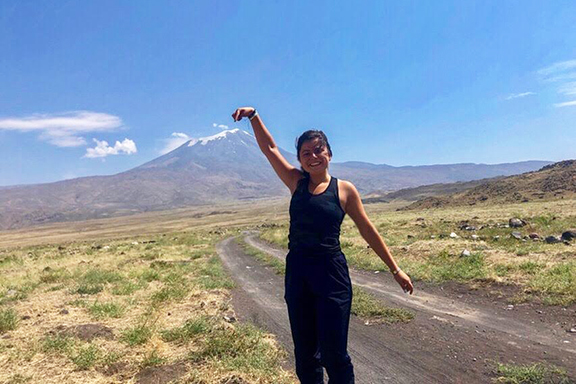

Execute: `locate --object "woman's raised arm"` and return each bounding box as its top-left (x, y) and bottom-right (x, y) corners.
top-left (232, 107), bottom-right (302, 194)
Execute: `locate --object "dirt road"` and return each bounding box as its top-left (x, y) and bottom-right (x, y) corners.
top-left (217, 234), bottom-right (575, 383)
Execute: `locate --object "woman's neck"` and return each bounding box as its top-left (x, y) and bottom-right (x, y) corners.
top-left (309, 171), bottom-right (330, 186)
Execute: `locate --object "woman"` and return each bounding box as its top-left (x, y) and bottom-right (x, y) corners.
top-left (232, 107), bottom-right (414, 384)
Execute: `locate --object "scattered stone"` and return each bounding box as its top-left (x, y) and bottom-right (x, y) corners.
top-left (511, 232), bottom-right (522, 240)
top-left (460, 249), bottom-right (471, 257)
top-left (568, 328), bottom-right (576, 334)
top-left (450, 232), bottom-right (459, 239)
top-left (21, 315), bottom-right (31, 320)
top-left (407, 234), bottom-right (414, 239)
top-left (57, 245), bottom-right (66, 251)
top-left (223, 314), bottom-right (236, 323)
top-left (493, 235), bottom-right (500, 241)
top-left (131, 241), bottom-right (139, 245)
top-left (471, 235), bottom-right (479, 240)
top-left (545, 236), bottom-right (562, 244)
top-left (561, 230), bottom-right (576, 242)
top-left (416, 217), bottom-right (425, 221)
top-left (92, 245), bottom-right (102, 250)
top-left (464, 226), bottom-right (477, 231)
top-left (6, 289), bottom-right (17, 297)
top-left (220, 375), bottom-right (249, 384)
top-left (59, 309), bottom-right (69, 315)
top-left (102, 246), bottom-right (110, 250)
top-left (529, 233), bottom-right (540, 239)
top-left (506, 305), bottom-right (514, 310)
top-left (430, 235), bottom-right (436, 239)
top-left (509, 218), bottom-right (526, 228)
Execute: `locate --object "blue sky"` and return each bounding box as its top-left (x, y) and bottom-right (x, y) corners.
top-left (1, 1), bottom-right (576, 186)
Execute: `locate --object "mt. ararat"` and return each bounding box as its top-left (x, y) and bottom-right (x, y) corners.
top-left (0, 129), bottom-right (550, 229)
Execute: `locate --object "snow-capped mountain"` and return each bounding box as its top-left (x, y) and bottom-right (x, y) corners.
top-left (0, 129), bottom-right (551, 229)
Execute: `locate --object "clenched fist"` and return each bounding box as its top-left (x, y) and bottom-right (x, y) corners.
top-left (231, 107), bottom-right (256, 122)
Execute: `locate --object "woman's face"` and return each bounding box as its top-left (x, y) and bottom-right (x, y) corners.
top-left (299, 138), bottom-right (331, 174)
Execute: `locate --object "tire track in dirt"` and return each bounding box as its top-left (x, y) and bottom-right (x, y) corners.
top-left (243, 232), bottom-right (576, 356)
top-left (218, 237), bottom-right (482, 383)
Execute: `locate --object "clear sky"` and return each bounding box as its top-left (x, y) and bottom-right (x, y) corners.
top-left (1, 1), bottom-right (576, 186)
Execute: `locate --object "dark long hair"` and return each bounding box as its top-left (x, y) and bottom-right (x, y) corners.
top-left (295, 130), bottom-right (333, 179)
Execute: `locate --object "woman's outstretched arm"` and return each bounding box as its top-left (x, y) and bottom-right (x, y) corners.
top-left (340, 180), bottom-right (414, 294)
top-left (232, 107), bottom-right (302, 193)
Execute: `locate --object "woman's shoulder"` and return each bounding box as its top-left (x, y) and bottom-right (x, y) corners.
top-left (335, 178), bottom-right (357, 192)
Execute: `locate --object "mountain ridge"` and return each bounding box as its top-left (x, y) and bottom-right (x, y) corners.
top-left (0, 129), bottom-right (553, 230)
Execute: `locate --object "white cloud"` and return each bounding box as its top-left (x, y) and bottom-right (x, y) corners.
top-left (159, 132), bottom-right (192, 154)
top-left (558, 82), bottom-right (576, 96)
top-left (0, 111), bottom-right (123, 147)
top-left (84, 138), bottom-right (137, 158)
top-left (554, 100), bottom-right (576, 108)
top-left (505, 92), bottom-right (535, 100)
top-left (212, 123), bottom-right (228, 130)
top-left (537, 60), bottom-right (576, 76)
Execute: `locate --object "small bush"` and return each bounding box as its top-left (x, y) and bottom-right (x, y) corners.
top-left (42, 335), bottom-right (74, 354)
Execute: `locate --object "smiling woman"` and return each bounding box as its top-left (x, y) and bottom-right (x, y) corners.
top-left (231, 107), bottom-right (414, 384)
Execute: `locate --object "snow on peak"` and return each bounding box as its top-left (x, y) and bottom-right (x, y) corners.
top-left (187, 128), bottom-right (252, 147)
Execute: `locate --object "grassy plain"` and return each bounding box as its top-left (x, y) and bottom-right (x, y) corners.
top-left (0, 212), bottom-right (296, 383)
top-left (259, 198), bottom-right (576, 306)
top-left (0, 196), bottom-right (574, 382)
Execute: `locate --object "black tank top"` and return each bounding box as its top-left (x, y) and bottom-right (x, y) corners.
top-left (288, 176), bottom-right (346, 254)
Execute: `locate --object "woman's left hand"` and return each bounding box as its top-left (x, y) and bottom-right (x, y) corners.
top-left (394, 270), bottom-right (414, 294)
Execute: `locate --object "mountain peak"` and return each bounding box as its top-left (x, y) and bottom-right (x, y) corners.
top-left (187, 129), bottom-right (253, 147)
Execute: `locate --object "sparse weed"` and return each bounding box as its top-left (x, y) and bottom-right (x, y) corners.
top-left (40, 267), bottom-right (72, 284)
top-left (196, 255), bottom-right (235, 290)
top-left (88, 301), bottom-right (125, 319)
top-left (161, 316), bottom-right (212, 343)
top-left (351, 286), bottom-right (414, 324)
top-left (140, 349), bottom-right (166, 367)
top-left (495, 361), bottom-right (569, 383)
top-left (70, 344), bottom-right (101, 370)
top-left (42, 334), bottom-right (75, 354)
top-left (121, 324), bottom-right (153, 346)
top-left (0, 308), bottom-right (18, 333)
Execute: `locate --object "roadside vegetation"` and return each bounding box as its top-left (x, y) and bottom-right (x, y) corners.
top-left (0, 229), bottom-right (296, 383)
top-left (235, 237), bottom-right (414, 324)
top-left (493, 362), bottom-right (570, 384)
top-left (259, 199), bottom-right (576, 306)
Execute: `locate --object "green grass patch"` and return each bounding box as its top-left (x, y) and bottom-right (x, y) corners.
top-left (190, 322), bottom-right (288, 377)
top-left (196, 255), bottom-right (235, 290)
top-left (140, 349), bottom-right (167, 368)
top-left (236, 237), bottom-right (285, 275)
top-left (121, 324), bottom-right (153, 346)
top-left (161, 316), bottom-right (212, 344)
top-left (42, 334), bottom-right (75, 354)
top-left (527, 262), bottom-right (576, 306)
top-left (74, 284), bottom-right (103, 295)
top-left (112, 280), bottom-right (146, 295)
top-left (404, 249), bottom-right (488, 283)
top-left (40, 267), bottom-right (72, 284)
top-left (351, 286), bottom-right (414, 324)
top-left (87, 301), bottom-right (125, 319)
top-left (70, 344), bottom-right (101, 370)
top-left (0, 308), bottom-right (18, 333)
top-left (494, 362), bottom-right (570, 383)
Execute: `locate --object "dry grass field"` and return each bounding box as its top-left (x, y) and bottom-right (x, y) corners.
top-left (0, 201), bottom-right (297, 384)
top-left (260, 198), bottom-right (576, 306)
top-left (0, 197), bottom-right (574, 383)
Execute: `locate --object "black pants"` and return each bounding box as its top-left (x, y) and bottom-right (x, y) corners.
top-left (284, 249), bottom-right (355, 384)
